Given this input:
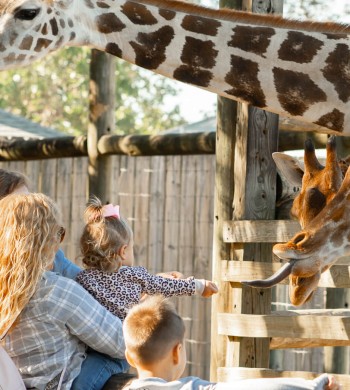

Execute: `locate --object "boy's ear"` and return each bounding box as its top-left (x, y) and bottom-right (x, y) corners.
top-left (172, 343), bottom-right (182, 365)
top-left (118, 244), bottom-right (128, 260)
top-left (125, 349), bottom-right (136, 368)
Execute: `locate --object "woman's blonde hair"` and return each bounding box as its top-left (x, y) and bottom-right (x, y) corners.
top-left (0, 193), bottom-right (63, 338)
top-left (79, 197), bottom-right (132, 272)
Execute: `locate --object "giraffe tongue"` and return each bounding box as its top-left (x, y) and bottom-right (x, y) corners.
top-left (241, 260), bottom-right (296, 288)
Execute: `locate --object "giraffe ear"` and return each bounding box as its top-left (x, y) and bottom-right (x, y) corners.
top-left (272, 152), bottom-right (304, 188)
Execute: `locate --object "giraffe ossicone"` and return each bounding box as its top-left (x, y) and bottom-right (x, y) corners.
top-left (0, 0), bottom-right (349, 133)
top-left (242, 136), bottom-right (350, 306)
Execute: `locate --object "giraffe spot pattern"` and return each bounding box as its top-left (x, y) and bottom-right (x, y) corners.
top-left (228, 25), bottom-right (275, 57)
top-left (47, 7), bottom-right (53, 14)
top-left (0, 42), bottom-right (5, 52)
top-left (68, 19), bottom-right (74, 28)
top-left (322, 44), bottom-right (350, 103)
top-left (106, 42), bottom-right (123, 58)
top-left (278, 31), bottom-right (324, 63)
top-left (225, 55), bottom-right (266, 107)
top-left (273, 68), bottom-right (327, 116)
top-left (97, 1), bottom-right (110, 8)
top-left (121, 2), bottom-right (158, 25)
top-left (158, 9), bottom-right (176, 20)
top-left (315, 109), bottom-right (344, 132)
top-left (173, 65), bottom-right (213, 87)
top-left (59, 19), bottom-right (65, 28)
top-left (181, 15), bottom-right (221, 36)
top-left (96, 13), bottom-right (126, 34)
top-left (131, 26), bottom-right (174, 69)
top-left (50, 18), bottom-right (58, 36)
top-left (34, 38), bottom-right (52, 52)
top-left (180, 37), bottom-right (218, 69)
top-left (70, 32), bottom-right (76, 41)
top-left (19, 36), bottom-right (33, 51)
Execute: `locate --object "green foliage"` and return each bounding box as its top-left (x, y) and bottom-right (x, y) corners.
top-left (0, 48), bottom-right (185, 135)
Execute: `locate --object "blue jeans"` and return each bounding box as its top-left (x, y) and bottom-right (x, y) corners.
top-left (71, 350), bottom-right (129, 390)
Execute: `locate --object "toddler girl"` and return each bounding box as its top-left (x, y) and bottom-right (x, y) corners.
top-left (76, 197), bottom-right (218, 320)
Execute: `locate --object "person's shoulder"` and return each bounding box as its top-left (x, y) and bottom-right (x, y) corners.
top-left (119, 266), bottom-right (148, 276)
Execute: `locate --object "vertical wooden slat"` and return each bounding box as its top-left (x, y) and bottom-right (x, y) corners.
top-left (147, 155), bottom-right (166, 274)
top-left (133, 156), bottom-right (152, 264)
top-left (162, 155), bottom-right (181, 272)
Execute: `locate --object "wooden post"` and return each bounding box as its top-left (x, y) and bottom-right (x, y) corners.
top-left (87, 49), bottom-right (116, 203)
top-left (211, 0), bottom-right (282, 380)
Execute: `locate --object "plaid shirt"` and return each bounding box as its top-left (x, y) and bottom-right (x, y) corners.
top-left (3, 271), bottom-right (125, 390)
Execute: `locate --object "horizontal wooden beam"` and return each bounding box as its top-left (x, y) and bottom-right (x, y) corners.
top-left (97, 132), bottom-right (216, 156)
top-left (221, 260), bottom-right (350, 288)
top-left (270, 337), bottom-right (350, 349)
top-left (217, 367), bottom-right (350, 388)
top-left (0, 136), bottom-right (87, 161)
top-left (223, 220), bottom-right (300, 243)
top-left (218, 310), bottom-right (350, 340)
top-left (0, 123), bottom-right (342, 161)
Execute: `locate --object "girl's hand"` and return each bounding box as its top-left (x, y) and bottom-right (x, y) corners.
top-left (326, 375), bottom-right (341, 390)
top-left (201, 281), bottom-right (218, 297)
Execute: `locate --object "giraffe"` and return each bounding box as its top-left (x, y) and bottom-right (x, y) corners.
top-left (0, 0), bottom-right (350, 133)
top-left (242, 135), bottom-right (350, 306)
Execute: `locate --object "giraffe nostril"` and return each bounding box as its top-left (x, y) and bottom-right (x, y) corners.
top-left (293, 232), bottom-right (306, 245)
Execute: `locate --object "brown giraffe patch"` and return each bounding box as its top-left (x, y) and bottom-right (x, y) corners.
top-left (19, 36), bottom-right (33, 51)
top-left (9, 32), bottom-right (18, 45)
top-left (331, 207), bottom-right (345, 223)
top-left (50, 18), bottom-right (58, 36)
top-left (70, 32), bottom-right (76, 41)
top-left (130, 26), bottom-right (174, 69)
top-left (84, 0), bottom-right (94, 8)
top-left (97, 1), bottom-right (110, 8)
top-left (159, 9), bottom-right (176, 20)
top-left (323, 44), bottom-right (350, 103)
top-left (278, 31), bottom-right (323, 64)
top-left (315, 109), bottom-right (344, 132)
top-left (173, 65), bottom-right (213, 87)
top-left (228, 25), bottom-right (275, 57)
top-left (225, 55), bottom-right (266, 107)
top-left (324, 33), bottom-right (348, 40)
top-left (59, 19), bottom-right (65, 28)
top-left (181, 15), bottom-right (221, 36)
top-left (96, 13), bottom-right (126, 34)
top-left (0, 42), bottom-right (5, 52)
top-left (47, 8), bottom-right (53, 14)
top-left (68, 19), bottom-right (74, 28)
top-left (55, 36), bottom-right (64, 49)
top-left (105, 42), bottom-right (122, 58)
top-left (4, 53), bottom-right (16, 64)
top-left (180, 37), bottom-right (217, 69)
top-left (41, 23), bottom-right (48, 35)
top-left (34, 38), bottom-right (52, 52)
top-left (273, 68), bottom-right (327, 116)
top-left (121, 2), bottom-right (158, 25)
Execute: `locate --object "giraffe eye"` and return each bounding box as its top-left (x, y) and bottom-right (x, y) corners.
top-left (14, 8), bottom-right (40, 21)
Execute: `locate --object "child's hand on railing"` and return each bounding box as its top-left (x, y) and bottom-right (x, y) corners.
top-left (201, 281), bottom-right (218, 297)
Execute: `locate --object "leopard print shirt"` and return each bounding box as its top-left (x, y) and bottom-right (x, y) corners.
top-left (76, 266), bottom-right (196, 320)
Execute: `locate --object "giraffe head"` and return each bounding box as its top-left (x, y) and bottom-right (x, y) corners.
top-left (0, 0), bottom-right (103, 70)
top-left (242, 136), bottom-right (350, 305)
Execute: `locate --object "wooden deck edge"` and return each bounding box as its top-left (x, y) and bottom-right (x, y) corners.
top-left (221, 260), bottom-right (350, 288)
top-left (217, 367), bottom-right (350, 387)
top-left (218, 310), bottom-right (350, 340)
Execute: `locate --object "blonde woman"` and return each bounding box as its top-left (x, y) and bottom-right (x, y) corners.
top-left (0, 193), bottom-right (126, 390)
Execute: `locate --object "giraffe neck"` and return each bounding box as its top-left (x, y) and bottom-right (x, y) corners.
top-left (1, 0), bottom-right (350, 133)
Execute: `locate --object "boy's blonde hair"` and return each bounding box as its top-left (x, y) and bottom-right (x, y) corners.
top-left (0, 193), bottom-right (63, 338)
top-left (123, 296), bottom-right (185, 366)
top-left (79, 197), bottom-right (132, 272)
top-left (0, 169), bottom-right (29, 200)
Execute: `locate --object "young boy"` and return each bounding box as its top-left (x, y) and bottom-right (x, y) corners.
top-left (123, 296), bottom-right (341, 390)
